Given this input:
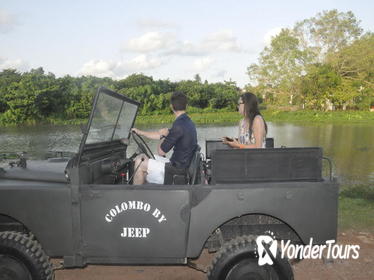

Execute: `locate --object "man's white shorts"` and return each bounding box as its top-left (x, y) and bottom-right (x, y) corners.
top-left (146, 155), bottom-right (170, 184)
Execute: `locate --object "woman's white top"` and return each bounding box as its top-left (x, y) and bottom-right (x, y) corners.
top-left (238, 115), bottom-right (266, 148)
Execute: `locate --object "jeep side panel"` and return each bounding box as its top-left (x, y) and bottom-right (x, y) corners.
top-left (186, 180), bottom-right (338, 258)
top-left (0, 180), bottom-right (73, 256)
top-left (79, 184), bottom-right (190, 263)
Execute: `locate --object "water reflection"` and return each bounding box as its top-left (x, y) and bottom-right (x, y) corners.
top-left (1, 122), bottom-right (373, 185)
top-left (0, 125), bottom-right (81, 154)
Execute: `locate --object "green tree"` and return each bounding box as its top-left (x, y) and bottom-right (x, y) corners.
top-left (299, 64), bottom-right (341, 109)
top-left (0, 69), bottom-right (22, 113)
top-left (248, 10), bottom-right (366, 109)
top-left (247, 29), bottom-right (312, 104)
top-left (327, 33), bottom-right (374, 109)
top-left (193, 74), bottom-right (202, 83)
top-left (294, 9), bottom-right (363, 60)
top-left (2, 68), bottom-right (61, 123)
top-left (116, 73), bottom-right (154, 89)
top-left (65, 75), bottom-right (115, 119)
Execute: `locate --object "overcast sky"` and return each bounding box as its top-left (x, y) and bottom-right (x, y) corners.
top-left (1, 0), bottom-right (373, 87)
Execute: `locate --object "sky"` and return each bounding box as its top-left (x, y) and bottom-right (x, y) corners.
top-left (1, 0), bottom-right (373, 87)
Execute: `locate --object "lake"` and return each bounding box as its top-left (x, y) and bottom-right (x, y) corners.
top-left (1, 122), bottom-right (373, 186)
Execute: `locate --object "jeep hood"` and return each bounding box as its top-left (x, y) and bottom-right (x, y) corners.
top-left (0, 159), bottom-right (68, 183)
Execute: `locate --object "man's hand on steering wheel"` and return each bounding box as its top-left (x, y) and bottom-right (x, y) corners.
top-left (131, 128), bottom-right (142, 136)
top-left (158, 128), bottom-right (169, 138)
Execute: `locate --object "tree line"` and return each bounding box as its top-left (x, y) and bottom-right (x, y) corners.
top-left (0, 10), bottom-right (373, 125)
top-left (247, 9), bottom-right (374, 110)
top-left (0, 70), bottom-right (239, 125)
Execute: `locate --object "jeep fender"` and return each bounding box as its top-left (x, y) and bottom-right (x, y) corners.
top-left (0, 183), bottom-right (74, 256)
top-left (187, 181), bottom-right (338, 258)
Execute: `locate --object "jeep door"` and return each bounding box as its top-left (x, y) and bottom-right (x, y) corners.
top-left (80, 185), bottom-right (190, 262)
top-left (75, 88), bottom-right (191, 263)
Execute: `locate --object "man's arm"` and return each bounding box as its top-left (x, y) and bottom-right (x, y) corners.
top-left (157, 139), bottom-right (167, 156)
top-left (132, 128), bottom-right (169, 140)
top-left (159, 124), bottom-right (183, 156)
top-left (157, 128), bottom-right (169, 156)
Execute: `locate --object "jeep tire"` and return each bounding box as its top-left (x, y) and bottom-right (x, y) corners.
top-left (0, 231), bottom-right (54, 280)
top-left (207, 235), bottom-right (293, 280)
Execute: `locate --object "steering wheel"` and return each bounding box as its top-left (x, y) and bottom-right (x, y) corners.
top-left (131, 131), bottom-right (155, 160)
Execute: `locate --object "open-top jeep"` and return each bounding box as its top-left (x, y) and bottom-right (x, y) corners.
top-left (0, 87), bottom-right (339, 280)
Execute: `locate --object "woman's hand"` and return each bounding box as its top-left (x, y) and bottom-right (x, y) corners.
top-left (222, 137), bottom-right (240, 148)
top-left (229, 138), bottom-right (241, 148)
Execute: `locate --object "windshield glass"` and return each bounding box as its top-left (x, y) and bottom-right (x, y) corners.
top-left (85, 89), bottom-right (138, 145)
top-left (113, 102), bottom-right (138, 141)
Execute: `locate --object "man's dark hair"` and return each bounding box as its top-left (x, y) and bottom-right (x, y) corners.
top-left (170, 91), bottom-right (187, 111)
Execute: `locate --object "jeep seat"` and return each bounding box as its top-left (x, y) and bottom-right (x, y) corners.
top-left (187, 145), bottom-right (202, 185)
top-left (171, 145), bottom-right (201, 185)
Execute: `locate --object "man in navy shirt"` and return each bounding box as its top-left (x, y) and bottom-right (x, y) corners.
top-left (131, 92), bottom-right (197, 185)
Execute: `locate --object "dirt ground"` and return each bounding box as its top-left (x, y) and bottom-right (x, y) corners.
top-left (54, 231), bottom-right (374, 280)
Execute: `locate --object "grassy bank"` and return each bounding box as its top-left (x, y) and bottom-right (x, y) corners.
top-left (339, 185), bottom-right (374, 231)
top-left (339, 197), bottom-right (374, 231)
top-left (1, 110), bottom-right (373, 127)
top-left (136, 111), bottom-right (240, 125)
top-left (263, 110), bottom-right (374, 123)
top-left (136, 110), bottom-right (374, 125)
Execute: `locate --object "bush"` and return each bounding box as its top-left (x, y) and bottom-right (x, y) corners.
top-left (340, 185), bottom-right (374, 200)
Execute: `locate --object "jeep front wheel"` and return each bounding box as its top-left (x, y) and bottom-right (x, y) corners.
top-left (207, 235), bottom-right (293, 280)
top-left (0, 231), bottom-right (54, 280)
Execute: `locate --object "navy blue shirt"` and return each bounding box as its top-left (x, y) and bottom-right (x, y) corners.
top-left (160, 113), bottom-right (197, 169)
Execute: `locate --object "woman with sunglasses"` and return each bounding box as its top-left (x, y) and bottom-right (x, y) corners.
top-left (223, 92), bottom-right (267, 149)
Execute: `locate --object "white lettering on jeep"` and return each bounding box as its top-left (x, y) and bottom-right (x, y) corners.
top-left (104, 201), bottom-right (167, 224)
top-left (152, 208), bottom-right (167, 223)
top-left (121, 227), bottom-right (150, 238)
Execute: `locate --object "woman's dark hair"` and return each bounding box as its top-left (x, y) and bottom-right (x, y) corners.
top-left (170, 91), bottom-right (187, 111)
top-left (240, 92), bottom-right (267, 135)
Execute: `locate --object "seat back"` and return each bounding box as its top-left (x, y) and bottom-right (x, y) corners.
top-left (170, 145), bottom-right (201, 185)
top-left (211, 147), bottom-right (323, 184)
top-left (265, 137), bottom-right (274, 148)
top-left (188, 145), bottom-right (201, 185)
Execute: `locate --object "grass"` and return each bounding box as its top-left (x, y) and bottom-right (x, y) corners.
top-left (263, 110), bottom-right (374, 123)
top-left (338, 197), bottom-right (374, 231)
top-left (136, 111), bottom-right (241, 125)
top-left (1, 109), bottom-right (373, 127)
top-left (340, 184), bottom-right (374, 200)
top-left (135, 110), bottom-right (374, 125)
top-left (338, 184), bottom-right (374, 231)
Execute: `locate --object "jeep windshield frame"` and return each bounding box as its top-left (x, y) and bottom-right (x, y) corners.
top-left (78, 87), bottom-right (140, 157)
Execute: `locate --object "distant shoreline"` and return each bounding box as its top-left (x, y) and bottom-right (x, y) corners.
top-left (1, 110), bottom-right (373, 127)
top-left (137, 110), bottom-right (374, 125)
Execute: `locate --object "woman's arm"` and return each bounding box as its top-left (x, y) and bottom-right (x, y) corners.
top-left (228, 116), bottom-right (265, 149)
top-left (251, 115), bottom-right (266, 148)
